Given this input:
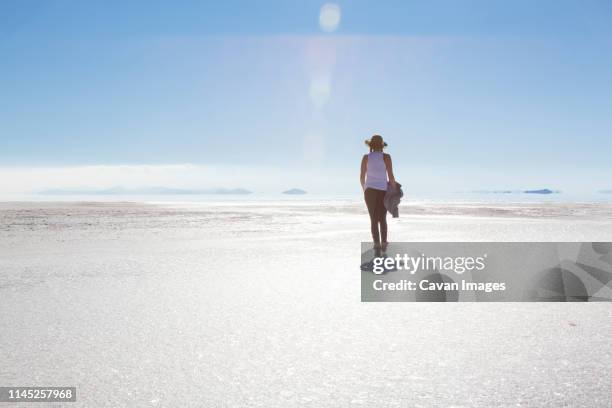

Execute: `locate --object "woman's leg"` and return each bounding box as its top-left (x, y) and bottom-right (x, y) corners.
top-left (364, 188), bottom-right (380, 244)
top-left (376, 190), bottom-right (388, 243)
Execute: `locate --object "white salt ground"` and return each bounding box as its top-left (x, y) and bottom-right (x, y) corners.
top-left (1, 200), bottom-right (611, 407)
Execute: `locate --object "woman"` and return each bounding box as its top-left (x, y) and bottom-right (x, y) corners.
top-left (360, 135), bottom-right (396, 251)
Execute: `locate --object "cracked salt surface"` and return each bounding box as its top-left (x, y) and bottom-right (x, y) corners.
top-left (1, 200), bottom-right (611, 407)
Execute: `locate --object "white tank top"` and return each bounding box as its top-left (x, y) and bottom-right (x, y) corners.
top-left (365, 151), bottom-right (388, 191)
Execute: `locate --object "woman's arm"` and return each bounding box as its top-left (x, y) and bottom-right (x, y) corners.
top-left (360, 155), bottom-right (367, 191)
top-left (384, 154), bottom-right (397, 186)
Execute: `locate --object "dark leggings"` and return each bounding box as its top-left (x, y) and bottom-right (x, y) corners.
top-left (364, 188), bottom-right (387, 244)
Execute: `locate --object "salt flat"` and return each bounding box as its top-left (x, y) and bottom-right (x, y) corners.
top-left (1, 200), bottom-right (611, 407)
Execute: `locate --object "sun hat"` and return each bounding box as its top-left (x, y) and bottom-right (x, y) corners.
top-left (364, 134), bottom-right (387, 149)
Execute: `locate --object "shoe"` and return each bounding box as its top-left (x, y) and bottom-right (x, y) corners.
top-left (381, 242), bottom-right (388, 252)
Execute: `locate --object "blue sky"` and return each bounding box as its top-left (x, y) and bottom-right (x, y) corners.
top-left (1, 0), bottom-right (612, 195)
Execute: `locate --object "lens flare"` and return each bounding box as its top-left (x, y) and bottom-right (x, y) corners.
top-left (309, 74), bottom-right (331, 109)
top-left (319, 3), bottom-right (341, 33)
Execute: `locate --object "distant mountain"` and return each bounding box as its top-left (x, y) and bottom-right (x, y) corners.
top-left (470, 189), bottom-right (559, 195)
top-left (599, 190), bottom-right (612, 194)
top-left (523, 189), bottom-right (558, 195)
top-left (282, 188), bottom-right (307, 195)
top-left (471, 190), bottom-right (515, 194)
top-left (38, 186), bottom-right (252, 195)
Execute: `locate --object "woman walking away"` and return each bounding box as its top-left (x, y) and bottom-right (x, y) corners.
top-left (360, 135), bottom-right (396, 252)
